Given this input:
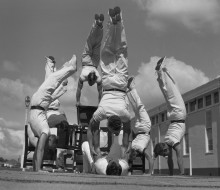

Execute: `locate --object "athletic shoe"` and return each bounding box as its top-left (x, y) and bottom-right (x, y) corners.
top-left (99, 14), bottom-right (104, 22)
top-left (94, 14), bottom-right (99, 21)
top-left (155, 56), bottom-right (166, 71)
top-left (95, 13), bottom-right (104, 28)
top-left (114, 6), bottom-right (122, 22)
top-left (45, 56), bottom-right (56, 63)
top-left (108, 8), bottom-right (117, 24)
top-left (63, 54), bottom-right (77, 71)
top-left (108, 8), bottom-right (115, 17)
top-left (114, 6), bottom-right (121, 15)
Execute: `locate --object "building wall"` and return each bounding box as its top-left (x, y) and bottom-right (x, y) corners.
top-left (217, 102), bottom-right (220, 174)
top-left (183, 103), bottom-right (220, 176)
top-left (187, 106), bottom-right (219, 170)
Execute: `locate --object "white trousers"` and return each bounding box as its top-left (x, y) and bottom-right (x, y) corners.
top-left (127, 88), bottom-right (152, 152)
top-left (157, 67), bottom-right (186, 146)
top-left (157, 67), bottom-right (186, 120)
top-left (100, 21), bottom-right (128, 91)
top-left (127, 88), bottom-right (151, 134)
top-left (81, 23), bottom-right (103, 68)
top-left (81, 141), bottom-right (95, 173)
top-left (30, 63), bottom-right (75, 137)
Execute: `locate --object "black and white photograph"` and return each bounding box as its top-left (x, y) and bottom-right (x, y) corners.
top-left (0, 0), bottom-right (220, 189)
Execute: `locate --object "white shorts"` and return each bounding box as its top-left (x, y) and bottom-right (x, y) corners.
top-left (164, 122), bottom-right (185, 147)
top-left (132, 133), bottom-right (150, 153)
top-left (47, 110), bottom-right (67, 128)
top-left (93, 91), bottom-right (130, 123)
top-left (29, 109), bottom-right (50, 137)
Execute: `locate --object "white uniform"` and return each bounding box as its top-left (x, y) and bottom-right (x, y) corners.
top-left (157, 67), bottom-right (186, 147)
top-left (93, 20), bottom-right (130, 123)
top-left (29, 64), bottom-right (75, 138)
top-left (82, 136), bottom-right (129, 175)
top-left (127, 88), bottom-right (151, 152)
top-left (80, 23), bottom-right (102, 83)
top-left (44, 63), bottom-right (68, 128)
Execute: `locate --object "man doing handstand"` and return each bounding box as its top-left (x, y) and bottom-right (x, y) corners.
top-left (29, 54), bottom-right (77, 172)
top-left (126, 77), bottom-right (154, 175)
top-left (76, 14), bottom-right (104, 106)
top-left (87, 7), bottom-right (131, 158)
top-left (154, 57), bottom-right (186, 175)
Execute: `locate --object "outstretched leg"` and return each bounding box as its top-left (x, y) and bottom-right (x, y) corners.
top-left (173, 143), bottom-right (184, 175)
top-left (143, 148), bottom-right (154, 175)
top-left (127, 78), bottom-right (151, 129)
top-left (167, 146), bottom-right (174, 176)
top-left (81, 141), bottom-right (95, 173)
top-left (82, 14), bottom-right (104, 67)
top-left (101, 7), bottom-right (128, 85)
top-left (42, 55), bottom-right (77, 90)
top-left (156, 60), bottom-right (186, 120)
top-left (33, 133), bottom-right (48, 172)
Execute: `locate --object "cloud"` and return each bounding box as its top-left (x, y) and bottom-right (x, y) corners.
top-left (2, 60), bottom-right (20, 73)
top-left (134, 0), bottom-right (220, 32)
top-left (135, 56), bottom-right (210, 109)
top-left (0, 118), bottom-right (24, 159)
top-left (0, 118), bottom-right (21, 131)
top-left (0, 78), bottom-right (35, 109)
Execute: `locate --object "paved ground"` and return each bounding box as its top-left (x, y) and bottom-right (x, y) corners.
top-left (0, 169), bottom-right (220, 190)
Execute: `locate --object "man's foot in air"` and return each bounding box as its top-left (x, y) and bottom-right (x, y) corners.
top-left (63, 54), bottom-right (77, 71)
top-left (108, 8), bottom-right (117, 24)
top-left (114, 6), bottom-right (122, 22)
top-left (95, 13), bottom-right (104, 28)
top-left (155, 56), bottom-right (166, 71)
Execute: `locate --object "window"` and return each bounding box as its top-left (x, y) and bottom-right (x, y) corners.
top-left (161, 113), bottom-right (165, 122)
top-left (156, 115), bottom-right (158, 124)
top-left (189, 100), bottom-right (196, 112)
top-left (197, 97), bottom-right (203, 109)
top-left (185, 103), bottom-right (188, 113)
top-left (205, 94), bottom-right (212, 107)
top-left (151, 117), bottom-right (155, 125)
top-left (214, 91), bottom-right (219, 103)
top-left (205, 110), bottom-right (213, 152)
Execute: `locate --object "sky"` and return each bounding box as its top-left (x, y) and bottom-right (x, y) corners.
top-left (0, 0), bottom-right (220, 160)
